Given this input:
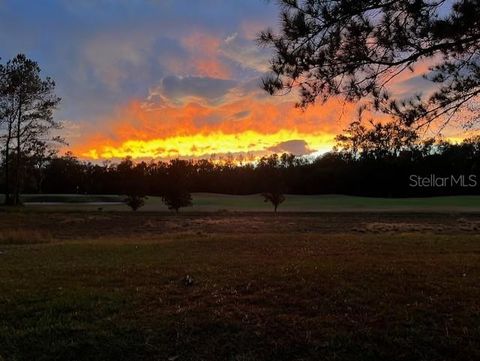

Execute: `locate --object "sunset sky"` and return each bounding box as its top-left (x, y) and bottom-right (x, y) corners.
top-left (0, 0), bottom-right (468, 161)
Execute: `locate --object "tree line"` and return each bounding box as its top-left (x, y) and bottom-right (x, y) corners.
top-left (0, 50), bottom-right (478, 211)
top-left (1, 134), bottom-right (478, 203)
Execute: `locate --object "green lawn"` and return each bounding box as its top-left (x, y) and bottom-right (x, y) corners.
top-left (6, 193), bottom-right (480, 212)
top-left (0, 212), bottom-right (479, 361)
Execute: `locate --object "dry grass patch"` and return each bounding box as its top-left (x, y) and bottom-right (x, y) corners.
top-left (0, 229), bottom-right (52, 245)
top-left (362, 222), bottom-right (445, 233)
top-left (457, 218), bottom-right (480, 231)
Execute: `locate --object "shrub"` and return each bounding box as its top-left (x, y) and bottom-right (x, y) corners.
top-left (125, 194), bottom-right (147, 211)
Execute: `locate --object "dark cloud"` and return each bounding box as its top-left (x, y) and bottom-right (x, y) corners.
top-left (194, 113), bottom-right (223, 127)
top-left (232, 110), bottom-right (250, 119)
top-left (159, 75), bottom-right (238, 103)
top-left (268, 139), bottom-right (314, 155)
top-left (0, 0), bottom-right (277, 123)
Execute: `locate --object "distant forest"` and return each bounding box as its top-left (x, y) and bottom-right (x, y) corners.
top-left (2, 135), bottom-right (479, 198)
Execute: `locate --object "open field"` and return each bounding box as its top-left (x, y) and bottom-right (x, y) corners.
top-left (1, 211), bottom-right (480, 361)
top-left (5, 193), bottom-right (480, 212)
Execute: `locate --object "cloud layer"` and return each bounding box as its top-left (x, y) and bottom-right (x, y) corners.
top-left (0, 0), bottom-right (457, 161)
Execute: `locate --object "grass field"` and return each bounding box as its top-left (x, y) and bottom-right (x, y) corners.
top-left (0, 212), bottom-right (479, 360)
top-left (6, 193), bottom-right (480, 212)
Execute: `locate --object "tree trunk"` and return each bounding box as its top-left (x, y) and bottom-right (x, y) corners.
top-left (4, 140), bottom-right (10, 205)
top-left (13, 105), bottom-right (21, 205)
top-left (37, 171), bottom-right (45, 194)
top-left (4, 116), bottom-right (13, 205)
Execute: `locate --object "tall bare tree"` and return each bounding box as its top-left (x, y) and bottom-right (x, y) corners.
top-left (0, 54), bottom-right (61, 205)
top-left (0, 60), bottom-right (17, 205)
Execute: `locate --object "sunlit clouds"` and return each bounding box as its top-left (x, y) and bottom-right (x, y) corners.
top-left (1, 0), bottom-right (466, 161)
top-left (71, 84), bottom-right (354, 160)
top-left (79, 130), bottom-right (333, 160)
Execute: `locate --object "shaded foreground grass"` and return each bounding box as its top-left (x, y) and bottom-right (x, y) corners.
top-left (0, 212), bottom-right (479, 360)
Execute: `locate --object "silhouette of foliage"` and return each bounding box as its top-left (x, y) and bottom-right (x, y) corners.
top-left (161, 159), bottom-right (193, 213)
top-left (0, 54), bottom-right (61, 205)
top-left (259, 0), bottom-right (480, 127)
top-left (162, 188), bottom-right (192, 213)
top-left (258, 154), bottom-right (287, 212)
top-left (2, 137), bottom-right (480, 201)
top-left (335, 119), bottom-right (419, 159)
top-left (262, 191), bottom-right (286, 213)
top-left (125, 194), bottom-right (146, 211)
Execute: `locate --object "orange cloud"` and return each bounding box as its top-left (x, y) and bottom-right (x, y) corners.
top-left (181, 33), bottom-right (231, 78)
top-left (78, 130), bottom-right (334, 160)
top-left (69, 45), bottom-right (450, 162)
top-left (70, 91), bottom-right (357, 160)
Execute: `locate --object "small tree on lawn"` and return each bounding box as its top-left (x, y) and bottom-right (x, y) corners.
top-left (125, 194), bottom-right (146, 211)
top-left (258, 154), bottom-right (287, 213)
top-left (162, 159), bottom-right (193, 213)
top-left (262, 190), bottom-right (285, 213)
top-left (162, 187), bottom-right (192, 213)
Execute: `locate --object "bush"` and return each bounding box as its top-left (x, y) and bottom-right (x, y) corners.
top-left (162, 188), bottom-right (192, 213)
top-left (125, 194), bottom-right (146, 211)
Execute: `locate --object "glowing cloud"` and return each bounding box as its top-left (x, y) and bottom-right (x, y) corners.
top-left (80, 130), bottom-right (333, 160)
top-left (4, 0), bottom-right (469, 163)
top-left (70, 79), bottom-right (356, 160)
top-left (181, 33), bottom-right (231, 78)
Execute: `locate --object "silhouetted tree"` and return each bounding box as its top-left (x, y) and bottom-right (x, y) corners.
top-left (42, 152), bottom-right (83, 194)
top-left (162, 159), bottom-right (193, 213)
top-left (335, 118), bottom-right (420, 159)
top-left (262, 190), bottom-right (285, 213)
top-left (125, 194), bottom-right (146, 211)
top-left (260, 0), bottom-right (480, 127)
top-left (23, 139), bottom-right (57, 193)
top-left (258, 154), bottom-right (287, 212)
top-left (0, 59), bottom-right (14, 204)
top-left (0, 54), bottom-right (61, 205)
top-left (162, 188), bottom-right (192, 213)
top-left (115, 157), bottom-right (149, 211)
